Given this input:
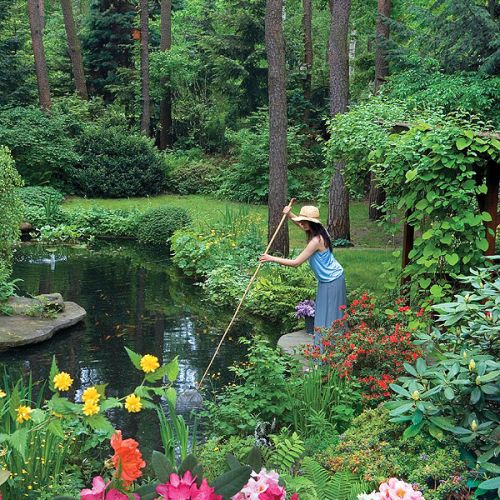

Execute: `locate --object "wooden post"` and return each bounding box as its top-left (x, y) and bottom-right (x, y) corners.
top-left (484, 160), bottom-right (499, 256)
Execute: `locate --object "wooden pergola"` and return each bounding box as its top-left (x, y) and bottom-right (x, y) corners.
top-left (390, 123), bottom-right (500, 270)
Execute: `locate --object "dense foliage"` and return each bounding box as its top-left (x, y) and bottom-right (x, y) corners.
top-left (71, 126), bottom-right (165, 198)
top-left (137, 207), bottom-right (191, 245)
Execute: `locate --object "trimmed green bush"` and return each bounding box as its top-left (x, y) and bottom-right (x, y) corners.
top-left (71, 126), bottom-right (165, 198)
top-left (137, 207), bottom-right (191, 245)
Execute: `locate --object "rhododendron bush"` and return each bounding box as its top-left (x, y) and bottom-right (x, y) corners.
top-left (304, 293), bottom-right (424, 401)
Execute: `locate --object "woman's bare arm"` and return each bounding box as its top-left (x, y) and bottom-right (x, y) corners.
top-left (260, 238), bottom-right (320, 267)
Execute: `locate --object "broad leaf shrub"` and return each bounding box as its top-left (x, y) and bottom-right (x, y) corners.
top-left (164, 149), bottom-right (225, 195)
top-left (0, 147), bottom-right (23, 307)
top-left (0, 106), bottom-right (80, 187)
top-left (320, 407), bottom-right (467, 499)
top-left (137, 207), bottom-right (191, 246)
top-left (70, 126), bottom-right (165, 198)
top-left (305, 293), bottom-right (424, 402)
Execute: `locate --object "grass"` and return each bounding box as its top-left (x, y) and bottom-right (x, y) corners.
top-left (63, 195), bottom-right (401, 294)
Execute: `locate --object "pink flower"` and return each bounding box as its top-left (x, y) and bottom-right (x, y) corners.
top-left (233, 469), bottom-right (287, 500)
top-left (259, 482), bottom-right (286, 499)
top-left (105, 491), bottom-right (139, 500)
top-left (378, 478), bottom-right (423, 499)
top-left (156, 471), bottom-right (221, 500)
top-left (81, 476), bottom-right (108, 500)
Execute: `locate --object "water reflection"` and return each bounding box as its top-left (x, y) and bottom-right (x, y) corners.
top-left (1, 242), bottom-right (276, 452)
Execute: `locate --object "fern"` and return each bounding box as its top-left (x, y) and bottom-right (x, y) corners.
top-left (268, 431), bottom-right (305, 474)
top-left (301, 457), bottom-right (374, 500)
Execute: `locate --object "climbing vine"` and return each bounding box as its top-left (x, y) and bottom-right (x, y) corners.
top-left (326, 103), bottom-right (500, 296)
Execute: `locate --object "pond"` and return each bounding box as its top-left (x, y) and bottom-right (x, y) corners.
top-left (0, 241), bottom-right (277, 455)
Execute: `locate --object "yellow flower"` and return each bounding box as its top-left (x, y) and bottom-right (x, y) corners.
top-left (53, 372), bottom-right (73, 391)
top-left (82, 386), bottom-right (100, 403)
top-left (0, 389), bottom-right (6, 398)
top-left (125, 394), bottom-right (142, 413)
top-left (471, 420), bottom-right (478, 432)
top-left (16, 406), bottom-right (32, 424)
top-left (82, 400), bottom-right (100, 416)
top-left (140, 354), bottom-right (160, 373)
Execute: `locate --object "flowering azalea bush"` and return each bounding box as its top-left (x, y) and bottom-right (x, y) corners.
top-left (156, 471), bottom-right (221, 499)
top-left (357, 478), bottom-right (423, 499)
top-left (233, 468), bottom-right (298, 500)
top-left (304, 293), bottom-right (423, 401)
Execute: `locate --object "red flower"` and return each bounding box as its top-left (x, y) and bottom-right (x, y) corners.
top-left (110, 431), bottom-right (146, 486)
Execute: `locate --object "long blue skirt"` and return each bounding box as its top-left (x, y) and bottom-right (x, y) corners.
top-left (313, 273), bottom-right (347, 350)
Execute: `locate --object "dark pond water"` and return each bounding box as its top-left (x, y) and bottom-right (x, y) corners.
top-left (0, 242), bottom-right (276, 454)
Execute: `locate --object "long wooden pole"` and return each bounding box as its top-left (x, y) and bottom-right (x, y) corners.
top-left (198, 198), bottom-right (295, 389)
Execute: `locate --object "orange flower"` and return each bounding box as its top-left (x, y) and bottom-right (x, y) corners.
top-left (110, 430), bottom-right (145, 485)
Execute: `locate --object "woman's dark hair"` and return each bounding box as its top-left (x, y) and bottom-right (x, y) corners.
top-left (306, 222), bottom-right (333, 252)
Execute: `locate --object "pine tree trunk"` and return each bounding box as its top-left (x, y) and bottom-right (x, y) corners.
top-left (159, 0), bottom-right (173, 149)
top-left (61, 0), bottom-right (88, 100)
top-left (374, 0), bottom-right (390, 93)
top-left (28, 0), bottom-right (51, 110)
top-left (302, 0), bottom-right (313, 124)
top-left (38, 0), bottom-right (45, 32)
top-left (327, 0), bottom-right (351, 241)
top-left (140, 0), bottom-right (151, 135)
top-left (265, 0), bottom-right (289, 256)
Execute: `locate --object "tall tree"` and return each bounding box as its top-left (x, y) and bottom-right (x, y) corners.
top-left (159, 0), bottom-right (172, 149)
top-left (27, 0), bottom-right (51, 110)
top-left (302, 0), bottom-right (313, 123)
top-left (265, 0), bottom-right (289, 256)
top-left (61, 0), bottom-right (88, 100)
top-left (140, 0), bottom-right (150, 135)
top-left (369, 0), bottom-right (390, 220)
top-left (327, 0), bottom-right (351, 241)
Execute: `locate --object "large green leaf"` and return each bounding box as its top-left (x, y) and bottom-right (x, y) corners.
top-left (456, 137), bottom-right (472, 150)
top-left (151, 450), bottom-right (173, 483)
top-left (213, 465), bottom-right (252, 499)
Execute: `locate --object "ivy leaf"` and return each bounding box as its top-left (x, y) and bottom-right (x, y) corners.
top-left (430, 285), bottom-right (443, 298)
top-left (445, 254), bottom-right (459, 266)
top-left (456, 137), bottom-right (472, 150)
top-left (405, 169), bottom-right (418, 182)
top-left (476, 239), bottom-right (489, 252)
top-left (418, 278), bottom-right (431, 289)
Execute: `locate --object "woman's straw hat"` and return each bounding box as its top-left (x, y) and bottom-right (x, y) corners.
top-left (292, 206), bottom-right (321, 224)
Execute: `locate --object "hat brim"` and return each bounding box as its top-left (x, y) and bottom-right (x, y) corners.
top-left (291, 216), bottom-right (321, 224)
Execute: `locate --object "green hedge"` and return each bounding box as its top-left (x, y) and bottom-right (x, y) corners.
top-left (137, 207), bottom-right (191, 245)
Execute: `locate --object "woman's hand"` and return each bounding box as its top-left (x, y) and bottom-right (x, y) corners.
top-left (259, 253), bottom-right (275, 263)
top-left (282, 205), bottom-right (291, 215)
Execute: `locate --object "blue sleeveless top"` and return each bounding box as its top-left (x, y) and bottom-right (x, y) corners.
top-left (308, 249), bottom-right (344, 283)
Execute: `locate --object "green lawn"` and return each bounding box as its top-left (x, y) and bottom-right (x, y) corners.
top-left (64, 195), bottom-right (401, 294)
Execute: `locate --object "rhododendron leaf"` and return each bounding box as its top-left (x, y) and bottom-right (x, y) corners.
top-left (444, 387), bottom-right (455, 400)
top-left (245, 446), bottom-right (263, 472)
top-left (403, 421), bottom-right (424, 439)
top-left (225, 453), bottom-right (241, 470)
top-left (478, 477), bottom-right (500, 490)
top-left (213, 465), bottom-right (252, 498)
top-left (389, 384), bottom-right (411, 398)
top-left (403, 363), bottom-right (418, 376)
top-left (429, 416), bottom-right (455, 431)
top-left (416, 358), bottom-right (427, 375)
top-left (470, 387), bottom-right (482, 404)
top-left (151, 450), bottom-right (173, 483)
top-left (178, 454), bottom-right (200, 478)
top-left (124, 347), bottom-right (142, 370)
top-left (132, 483), bottom-right (158, 500)
top-left (428, 424), bottom-right (444, 441)
top-left (389, 402), bottom-right (414, 416)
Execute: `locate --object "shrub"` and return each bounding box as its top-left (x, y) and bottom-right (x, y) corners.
top-left (321, 407), bottom-right (467, 499)
top-left (63, 207), bottom-right (141, 239)
top-left (17, 186), bottom-right (64, 207)
top-left (305, 293), bottom-right (424, 402)
top-left (137, 207), bottom-right (191, 245)
top-left (70, 126), bottom-right (165, 198)
top-left (0, 106), bottom-right (79, 187)
top-left (164, 150), bottom-right (224, 195)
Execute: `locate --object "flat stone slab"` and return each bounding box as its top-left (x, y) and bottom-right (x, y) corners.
top-left (278, 329), bottom-right (314, 368)
top-left (0, 302), bottom-right (86, 350)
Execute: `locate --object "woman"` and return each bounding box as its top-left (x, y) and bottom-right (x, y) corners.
top-left (260, 205), bottom-right (347, 346)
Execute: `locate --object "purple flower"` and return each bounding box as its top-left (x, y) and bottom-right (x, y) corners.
top-left (295, 299), bottom-right (315, 318)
